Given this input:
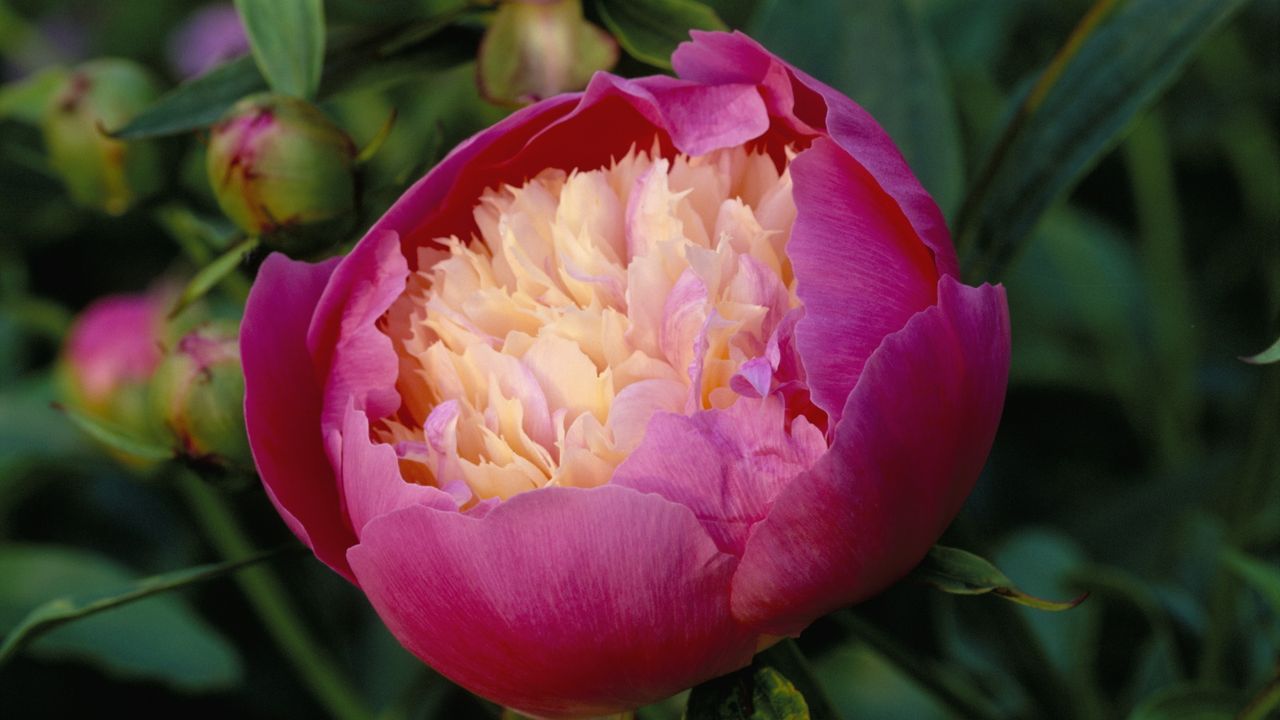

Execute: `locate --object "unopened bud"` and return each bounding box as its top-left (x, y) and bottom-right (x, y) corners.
top-left (58, 292), bottom-right (168, 465)
top-left (478, 0), bottom-right (617, 105)
top-left (40, 59), bottom-right (161, 215)
top-left (150, 321), bottom-right (251, 471)
top-left (206, 93), bottom-right (358, 256)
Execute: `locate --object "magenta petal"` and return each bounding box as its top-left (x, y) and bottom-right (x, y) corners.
top-left (729, 277), bottom-right (1010, 634)
top-left (306, 230), bottom-right (407, 438)
top-left (672, 30), bottom-right (957, 277)
top-left (348, 487), bottom-right (755, 718)
top-left (612, 397), bottom-right (827, 556)
top-left (626, 75), bottom-right (770, 157)
top-left (790, 137), bottom-right (939, 426)
top-left (331, 402), bottom-right (458, 537)
top-left (242, 253), bottom-right (356, 580)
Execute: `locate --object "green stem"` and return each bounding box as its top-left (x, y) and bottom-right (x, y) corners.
top-left (178, 473), bottom-right (373, 720)
top-left (1240, 667), bottom-right (1280, 720)
top-left (1121, 110), bottom-right (1200, 471)
top-left (837, 612), bottom-right (1004, 720)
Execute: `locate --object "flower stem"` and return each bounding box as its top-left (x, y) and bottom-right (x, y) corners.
top-left (178, 472), bottom-right (373, 720)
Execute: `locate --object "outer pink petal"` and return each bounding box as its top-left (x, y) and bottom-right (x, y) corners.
top-left (347, 486), bottom-right (754, 718)
top-left (612, 396), bottom-right (826, 556)
top-left (242, 253), bottom-right (356, 581)
top-left (789, 137), bottom-right (939, 426)
top-left (672, 30), bottom-right (957, 277)
top-left (729, 277), bottom-right (1010, 635)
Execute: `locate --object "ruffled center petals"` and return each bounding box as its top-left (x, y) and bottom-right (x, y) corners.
top-left (374, 144), bottom-right (822, 506)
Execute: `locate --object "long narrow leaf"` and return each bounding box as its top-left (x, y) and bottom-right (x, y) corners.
top-left (955, 0), bottom-right (1252, 280)
top-left (0, 547), bottom-right (292, 665)
top-left (234, 0), bottom-right (325, 99)
top-left (110, 56), bottom-right (267, 139)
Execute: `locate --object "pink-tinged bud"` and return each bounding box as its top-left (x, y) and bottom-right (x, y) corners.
top-left (478, 0), bottom-right (618, 105)
top-left (40, 59), bottom-right (161, 215)
top-left (167, 4), bottom-right (250, 79)
top-left (150, 321), bottom-right (250, 471)
top-left (58, 292), bottom-right (168, 461)
top-left (206, 93), bottom-right (358, 256)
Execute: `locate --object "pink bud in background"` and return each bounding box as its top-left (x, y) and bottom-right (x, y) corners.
top-left (59, 292), bottom-right (167, 455)
top-left (242, 31), bottom-right (1011, 717)
top-left (167, 4), bottom-right (250, 79)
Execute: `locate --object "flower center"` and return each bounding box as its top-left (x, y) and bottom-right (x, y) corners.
top-left (375, 144), bottom-right (806, 503)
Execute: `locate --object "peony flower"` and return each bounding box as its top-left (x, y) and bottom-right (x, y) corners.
top-left (242, 31), bottom-right (1010, 717)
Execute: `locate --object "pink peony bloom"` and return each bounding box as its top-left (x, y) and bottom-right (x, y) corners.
top-left (63, 293), bottom-right (164, 414)
top-left (167, 4), bottom-right (250, 79)
top-left (242, 31), bottom-right (1010, 717)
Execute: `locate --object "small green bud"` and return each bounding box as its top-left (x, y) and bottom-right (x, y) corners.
top-left (150, 321), bottom-right (251, 472)
top-left (206, 93), bottom-right (358, 256)
top-left (478, 0), bottom-right (618, 106)
top-left (40, 59), bottom-right (161, 215)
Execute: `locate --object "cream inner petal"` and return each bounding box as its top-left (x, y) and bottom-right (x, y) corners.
top-left (375, 144), bottom-right (804, 502)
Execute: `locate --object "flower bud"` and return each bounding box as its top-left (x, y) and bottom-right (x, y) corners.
top-left (150, 321), bottom-right (251, 471)
top-left (478, 0), bottom-right (618, 105)
top-left (167, 4), bottom-right (249, 79)
top-left (206, 93), bottom-right (358, 256)
top-left (40, 59), bottom-right (162, 215)
top-left (58, 292), bottom-right (168, 465)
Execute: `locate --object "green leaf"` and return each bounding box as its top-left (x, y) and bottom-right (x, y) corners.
top-left (0, 377), bottom-right (89, 471)
top-left (686, 656), bottom-right (811, 720)
top-left (955, 0), bottom-right (1253, 279)
top-left (1241, 334), bottom-right (1280, 365)
top-left (110, 55), bottom-right (268, 139)
top-left (911, 545), bottom-right (1088, 612)
top-left (1126, 685), bottom-right (1238, 720)
top-left (0, 544), bottom-right (246, 690)
top-left (0, 67), bottom-right (66, 124)
top-left (234, 0), bottom-right (326, 99)
top-left (168, 236), bottom-right (260, 318)
top-left (1222, 547), bottom-right (1280, 612)
top-left (750, 0), bottom-right (964, 215)
top-left (113, 26), bottom-right (478, 140)
top-left (595, 0), bottom-right (725, 70)
top-left (57, 404), bottom-right (174, 463)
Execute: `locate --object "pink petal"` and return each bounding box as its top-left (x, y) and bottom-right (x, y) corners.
top-left (382, 72), bottom-right (769, 258)
top-left (789, 137), bottom-right (939, 426)
top-left (729, 277), bottom-right (1010, 635)
top-left (612, 396), bottom-right (827, 556)
top-left (241, 254), bottom-right (356, 580)
top-left (330, 401), bottom-right (458, 538)
top-left (347, 486), bottom-right (754, 718)
top-left (672, 30), bottom-right (957, 277)
top-left (306, 230), bottom-right (408, 440)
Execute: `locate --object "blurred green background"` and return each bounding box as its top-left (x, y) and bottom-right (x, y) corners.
top-left (0, 0), bottom-right (1277, 718)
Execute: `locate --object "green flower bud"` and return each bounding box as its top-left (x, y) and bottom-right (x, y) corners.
top-left (40, 59), bottom-right (162, 215)
top-left (478, 0), bottom-right (618, 106)
top-left (150, 321), bottom-right (251, 472)
top-left (206, 93), bottom-right (358, 256)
